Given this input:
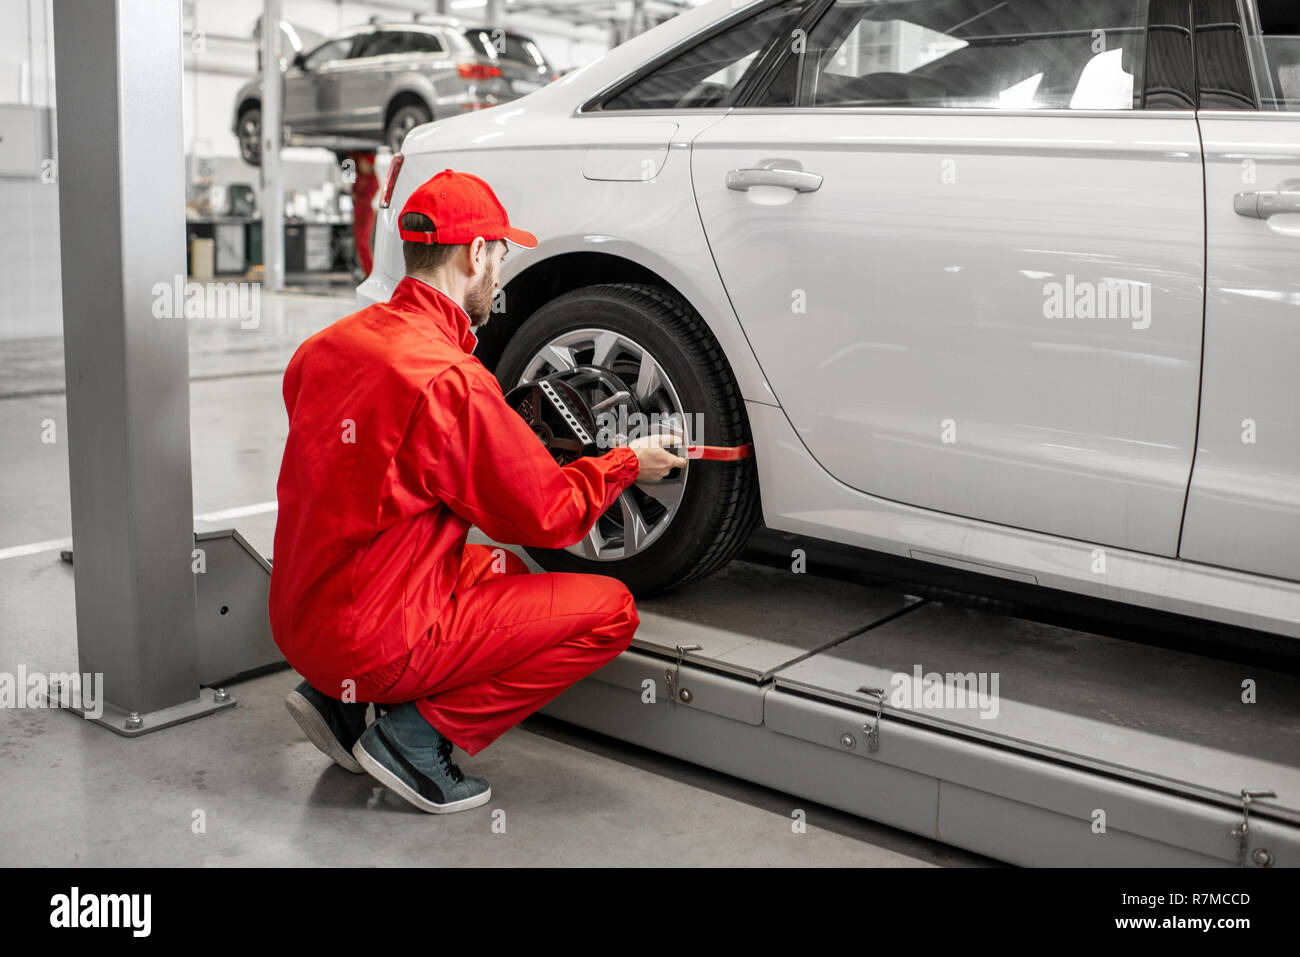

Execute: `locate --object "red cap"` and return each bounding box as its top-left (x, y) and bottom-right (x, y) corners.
top-left (398, 168), bottom-right (537, 248)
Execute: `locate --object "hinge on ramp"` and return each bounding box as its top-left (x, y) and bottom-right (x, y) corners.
top-left (856, 686), bottom-right (887, 752)
top-left (1232, 788), bottom-right (1277, 867)
top-left (664, 644), bottom-right (702, 708)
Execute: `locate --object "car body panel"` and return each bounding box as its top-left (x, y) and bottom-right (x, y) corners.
top-left (1179, 112), bottom-right (1300, 582)
top-left (691, 109), bottom-right (1205, 555)
top-left (580, 118), bottom-right (679, 180)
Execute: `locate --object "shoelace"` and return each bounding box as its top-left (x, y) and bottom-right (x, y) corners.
top-left (436, 736), bottom-right (465, 784)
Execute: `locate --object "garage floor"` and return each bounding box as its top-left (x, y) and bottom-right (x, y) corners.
top-left (0, 290), bottom-right (992, 867)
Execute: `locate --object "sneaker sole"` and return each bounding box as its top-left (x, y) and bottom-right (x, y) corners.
top-left (285, 690), bottom-right (366, 774)
top-left (352, 735), bottom-right (491, 814)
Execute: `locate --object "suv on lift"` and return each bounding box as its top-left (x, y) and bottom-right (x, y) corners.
top-left (233, 17), bottom-right (556, 164)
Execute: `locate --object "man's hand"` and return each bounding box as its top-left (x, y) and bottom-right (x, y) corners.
top-left (627, 433), bottom-right (687, 483)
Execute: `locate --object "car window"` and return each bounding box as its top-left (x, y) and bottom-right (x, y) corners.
top-left (301, 37), bottom-right (354, 70)
top-left (407, 32), bottom-right (445, 54)
top-left (464, 29), bottom-right (501, 59)
top-left (506, 35), bottom-right (548, 69)
top-left (754, 0), bottom-right (1150, 110)
top-left (352, 31), bottom-right (406, 58)
top-left (1256, 1), bottom-right (1300, 110)
top-left (601, 0), bottom-right (811, 110)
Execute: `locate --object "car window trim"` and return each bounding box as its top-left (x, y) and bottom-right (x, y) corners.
top-left (721, 104), bottom-right (1199, 119)
top-left (736, 0), bottom-right (838, 106)
top-left (1231, 0), bottom-right (1269, 107)
top-left (579, 0), bottom-right (814, 113)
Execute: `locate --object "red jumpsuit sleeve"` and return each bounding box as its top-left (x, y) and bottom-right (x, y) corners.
top-left (420, 362), bottom-right (642, 549)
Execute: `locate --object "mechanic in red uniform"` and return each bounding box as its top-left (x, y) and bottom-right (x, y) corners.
top-left (270, 169), bottom-right (685, 814)
top-left (347, 151), bottom-right (378, 276)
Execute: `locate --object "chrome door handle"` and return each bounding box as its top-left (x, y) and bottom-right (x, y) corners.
top-left (1234, 187), bottom-right (1300, 219)
top-left (726, 167), bottom-right (823, 193)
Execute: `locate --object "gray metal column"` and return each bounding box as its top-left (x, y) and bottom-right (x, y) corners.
top-left (261, 0), bottom-right (284, 290)
top-left (486, 0), bottom-right (504, 28)
top-left (51, 0), bottom-right (229, 734)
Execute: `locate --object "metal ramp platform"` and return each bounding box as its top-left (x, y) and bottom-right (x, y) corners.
top-left (538, 559), bottom-right (1300, 867)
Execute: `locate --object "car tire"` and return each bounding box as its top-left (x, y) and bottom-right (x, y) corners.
top-left (385, 102), bottom-right (432, 154)
top-left (495, 283), bottom-right (761, 595)
top-left (237, 106), bottom-right (261, 167)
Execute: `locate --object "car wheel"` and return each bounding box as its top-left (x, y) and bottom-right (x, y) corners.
top-left (495, 283), bottom-right (760, 595)
top-left (237, 107), bottom-right (261, 167)
top-left (385, 103), bottom-right (431, 154)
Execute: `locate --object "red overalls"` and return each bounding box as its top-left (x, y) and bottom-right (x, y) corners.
top-left (348, 151), bottom-right (378, 276)
top-left (269, 276), bottom-right (642, 755)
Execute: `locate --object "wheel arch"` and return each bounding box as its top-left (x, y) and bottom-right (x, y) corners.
top-left (233, 95), bottom-right (260, 132)
top-left (478, 251), bottom-right (659, 372)
top-left (482, 249), bottom-right (759, 398)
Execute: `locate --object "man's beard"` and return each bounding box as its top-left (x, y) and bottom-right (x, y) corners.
top-left (464, 266), bottom-right (496, 328)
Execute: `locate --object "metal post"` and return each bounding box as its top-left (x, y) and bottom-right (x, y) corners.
top-left (486, 0), bottom-right (504, 29)
top-left (51, 0), bottom-right (231, 734)
top-left (261, 0), bottom-right (284, 291)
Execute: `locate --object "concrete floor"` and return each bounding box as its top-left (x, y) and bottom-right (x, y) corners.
top-left (0, 290), bottom-right (992, 867)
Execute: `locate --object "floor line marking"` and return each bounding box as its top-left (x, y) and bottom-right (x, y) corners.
top-left (0, 501), bottom-right (279, 561)
top-left (0, 538), bottom-right (73, 561)
top-left (194, 501), bottom-right (278, 522)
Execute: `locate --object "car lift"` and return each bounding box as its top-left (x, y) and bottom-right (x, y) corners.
top-left (535, 551), bottom-right (1300, 867)
top-left (499, 342), bottom-right (1300, 867)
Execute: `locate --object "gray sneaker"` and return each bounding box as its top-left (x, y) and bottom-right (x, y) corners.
top-left (285, 680), bottom-right (369, 774)
top-left (351, 702), bottom-right (491, 814)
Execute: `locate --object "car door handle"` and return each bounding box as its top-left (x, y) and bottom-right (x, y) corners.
top-left (1234, 187), bottom-right (1300, 219)
top-left (726, 167), bottom-right (823, 193)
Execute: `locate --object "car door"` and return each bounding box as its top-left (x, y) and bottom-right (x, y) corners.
top-left (286, 35), bottom-right (355, 132)
top-left (331, 30), bottom-right (407, 135)
top-left (690, 0), bottom-right (1206, 557)
top-left (1178, 0), bottom-right (1300, 581)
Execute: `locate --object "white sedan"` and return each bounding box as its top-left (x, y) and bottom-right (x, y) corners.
top-left (361, 0), bottom-right (1300, 639)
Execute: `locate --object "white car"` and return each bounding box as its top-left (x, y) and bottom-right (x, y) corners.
top-left (361, 0), bottom-right (1300, 639)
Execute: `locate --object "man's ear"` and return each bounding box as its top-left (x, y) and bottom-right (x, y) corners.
top-left (466, 236), bottom-right (488, 277)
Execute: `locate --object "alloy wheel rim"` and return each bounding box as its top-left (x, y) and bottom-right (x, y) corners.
top-left (391, 110), bottom-right (420, 151)
top-left (517, 327), bottom-right (690, 561)
top-left (240, 116), bottom-right (260, 163)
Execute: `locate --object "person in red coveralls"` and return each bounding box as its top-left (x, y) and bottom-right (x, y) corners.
top-left (347, 151), bottom-right (379, 277)
top-left (270, 169), bottom-right (685, 814)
